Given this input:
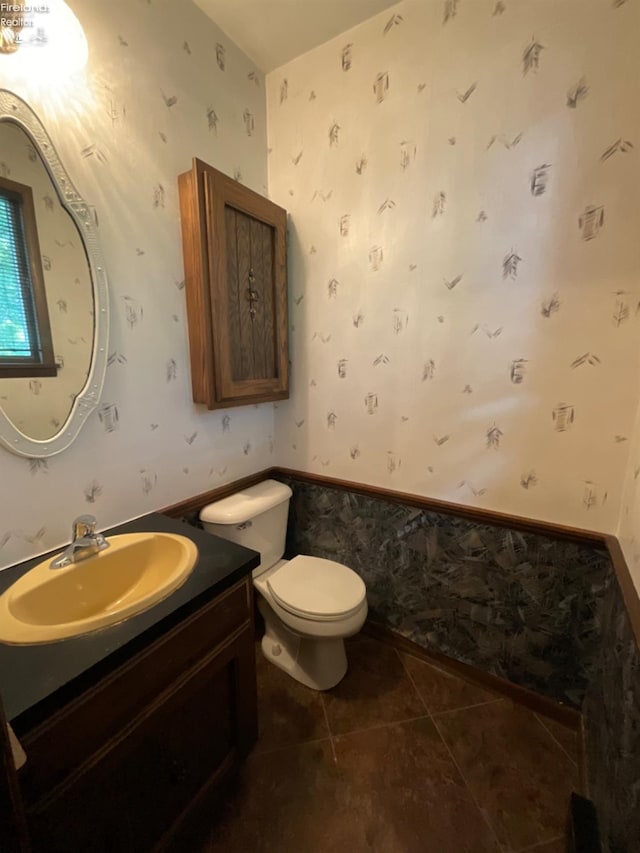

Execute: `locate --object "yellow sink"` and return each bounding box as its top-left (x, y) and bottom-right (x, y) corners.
top-left (0, 533), bottom-right (198, 644)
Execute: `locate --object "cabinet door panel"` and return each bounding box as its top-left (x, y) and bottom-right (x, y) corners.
top-left (224, 206), bottom-right (245, 382)
top-left (232, 208), bottom-right (256, 382)
top-left (20, 580), bottom-right (250, 805)
top-left (28, 649), bottom-right (236, 853)
top-left (225, 207), bottom-right (279, 384)
top-left (249, 216), bottom-right (276, 380)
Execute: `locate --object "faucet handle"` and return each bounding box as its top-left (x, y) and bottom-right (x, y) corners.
top-left (72, 514), bottom-right (97, 541)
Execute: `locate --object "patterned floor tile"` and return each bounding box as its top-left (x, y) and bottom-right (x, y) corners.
top-left (401, 652), bottom-right (499, 714)
top-left (322, 636), bottom-right (425, 735)
top-left (208, 740), bottom-right (345, 852)
top-left (435, 700), bottom-right (579, 851)
top-left (253, 645), bottom-right (330, 753)
top-left (535, 713), bottom-right (580, 766)
top-left (207, 719), bottom-right (500, 853)
top-left (174, 638), bottom-right (581, 853)
top-left (333, 717), bottom-right (500, 852)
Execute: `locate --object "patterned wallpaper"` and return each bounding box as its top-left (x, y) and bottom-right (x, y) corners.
top-left (0, 120), bottom-right (94, 440)
top-left (0, 0), bottom-right (274, 570)
top-left (266, 0), bottom-right (640, 534)
top-left (2, 0), bottom-right (640, 580)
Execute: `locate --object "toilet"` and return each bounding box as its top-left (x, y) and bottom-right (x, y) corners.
top-left (200, 479), bottom-right (367, 690)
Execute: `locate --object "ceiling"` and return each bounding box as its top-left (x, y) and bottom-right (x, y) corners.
top-left (193, 0), bottom-right (400, 73)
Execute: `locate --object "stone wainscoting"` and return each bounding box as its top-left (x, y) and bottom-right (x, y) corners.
top-left (277, 474), bottom-right (639, 853)
top-left (583, 574), bottom-right (640, 853)
top-left (281, 477), bottom-right (608, 706)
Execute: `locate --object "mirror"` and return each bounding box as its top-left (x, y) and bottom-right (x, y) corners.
top-left (0, 90), bottom-right (108, 457)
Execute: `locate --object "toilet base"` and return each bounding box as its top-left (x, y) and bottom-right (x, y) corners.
top-left (258, 597), bottom-right (348, 690)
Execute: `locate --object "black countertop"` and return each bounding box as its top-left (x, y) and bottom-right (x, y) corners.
top-left (0, 513), bottom-right (259, 727)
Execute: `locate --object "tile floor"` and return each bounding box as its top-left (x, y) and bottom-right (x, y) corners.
top-left (199, 635), bottom-right (580, 853)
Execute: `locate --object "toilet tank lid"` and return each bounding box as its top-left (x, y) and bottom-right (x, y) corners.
top-left (199, 479), bottom-right (293, 525)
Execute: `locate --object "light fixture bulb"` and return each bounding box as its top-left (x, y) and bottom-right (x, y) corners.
top-left (0, 16), bottom-right (24, 54)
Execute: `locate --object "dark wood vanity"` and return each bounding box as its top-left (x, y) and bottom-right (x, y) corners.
top-left (0, 514), bottom-right (259, 852)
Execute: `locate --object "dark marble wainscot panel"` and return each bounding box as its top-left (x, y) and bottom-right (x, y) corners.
top-left (280, 478), bottom-right (610, 707)
top-left (583, 574), bottom-right (640, 853)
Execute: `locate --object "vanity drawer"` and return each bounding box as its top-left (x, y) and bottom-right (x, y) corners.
top-left (20, 577), bottom-right (252, 804)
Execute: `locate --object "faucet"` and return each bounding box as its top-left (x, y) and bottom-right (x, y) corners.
top-left (50, 515), bottom-right (110, 569)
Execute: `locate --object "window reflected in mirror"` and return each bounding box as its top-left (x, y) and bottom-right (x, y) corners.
top-left (0, 175), bottom-right (57, 378)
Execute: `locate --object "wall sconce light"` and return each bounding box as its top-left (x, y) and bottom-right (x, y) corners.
top-left (0, 2), bottom-right (88, 77)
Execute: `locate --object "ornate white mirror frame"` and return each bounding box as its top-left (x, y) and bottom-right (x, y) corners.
top-left (0, 89), bottom-right (109, 458)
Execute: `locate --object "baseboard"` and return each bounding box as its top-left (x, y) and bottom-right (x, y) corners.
top-left (363, 620), bottom-right (582, 730)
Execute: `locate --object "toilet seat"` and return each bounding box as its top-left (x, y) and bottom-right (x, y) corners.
top-left (266, 555), bottom-right (366, 622)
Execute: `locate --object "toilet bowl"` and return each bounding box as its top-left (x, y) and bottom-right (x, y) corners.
top-left (200, 480), bottom-right (367, 690)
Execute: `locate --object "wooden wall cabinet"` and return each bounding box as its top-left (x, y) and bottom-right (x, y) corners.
top-left (178, 159), bottom-right (289, 409)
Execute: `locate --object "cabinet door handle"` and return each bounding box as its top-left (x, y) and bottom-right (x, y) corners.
top-left (246, 276), bottom-right (260, 319)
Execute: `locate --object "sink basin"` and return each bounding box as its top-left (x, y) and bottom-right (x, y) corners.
top-left (0, 532), bottom-right (198, 644)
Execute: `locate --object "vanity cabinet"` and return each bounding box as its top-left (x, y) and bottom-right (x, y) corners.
top-left (178, 159), bottom-right (289, 409)
top-left (3, 575), bottom-right (257, 852)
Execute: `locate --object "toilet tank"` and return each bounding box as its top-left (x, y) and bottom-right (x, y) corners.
top-left (199, 480), bottom-right (292, 573)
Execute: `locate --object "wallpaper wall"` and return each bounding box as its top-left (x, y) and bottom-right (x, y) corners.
top-left (0, 0), bottom-right (274, 571)
top-left (0, 120), bottom-right (93, 440)
top-left (2, 0), bottom-right (640, 574)
top-left (267, 0), bottom-right (640, 534)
